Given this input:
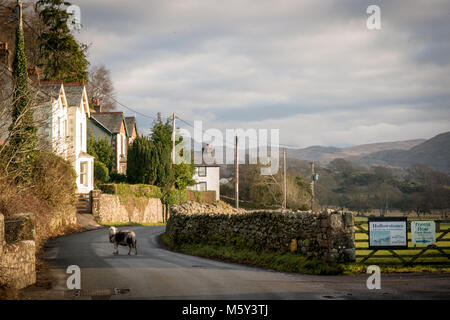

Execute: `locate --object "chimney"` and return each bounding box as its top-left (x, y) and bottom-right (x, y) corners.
top-left (0, 42), bottom-right (9, 68)
top-left (27, 66), bottom-right (40, 85)
top-left (91, 97), bottom-right (101, 113)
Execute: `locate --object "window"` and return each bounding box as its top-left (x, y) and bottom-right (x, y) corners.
top-left (198, 166), bottom-right (207, 177)
top-left (80, 162), bottom-right (88, 186)
top-left (197, 182), bottom-right (207, 191)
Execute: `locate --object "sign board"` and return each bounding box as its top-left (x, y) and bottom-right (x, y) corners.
top-left (368, 217), bottom-right (408, 249)
top-left (411, 221), bottom-right (436, 246)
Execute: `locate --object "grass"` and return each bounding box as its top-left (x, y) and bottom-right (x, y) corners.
top-left (100, 222), bottom-right (166, 227)
top-left (160, 233), bottom-right (343, 275)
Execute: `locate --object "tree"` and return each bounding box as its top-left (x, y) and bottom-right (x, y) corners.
top-left (87, 134), bottom-right (113, 172)
top-left (150, 113), bottom-right (174, 189)
top-left (36, 0), bottom-right (89, 82)
top-left (126, 136), bottom-right (156, 184)
top-left (94, 160), bottom-right (109, 185)
top-left (87, 64), bottom-right (117, 111)
top-left (7, 0), bottom-right (37, 183)
top-left (173, 163), bottom-right (195, 190)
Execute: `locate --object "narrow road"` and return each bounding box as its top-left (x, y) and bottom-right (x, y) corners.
top-left (24, 226), bottom-right (450, 300)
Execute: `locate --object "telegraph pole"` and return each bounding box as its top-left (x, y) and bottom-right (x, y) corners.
top-left (311, 161), bottom-right (315, 212)
top-left (283, 147), bottom-right (287, 209)
top-left (235, 135), bottom-right (239, 209)
top-left (171, 113), bottom-right (176, 163)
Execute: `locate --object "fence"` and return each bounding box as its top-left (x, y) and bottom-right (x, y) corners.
top-left (355, 218), bottom-right (450, 265)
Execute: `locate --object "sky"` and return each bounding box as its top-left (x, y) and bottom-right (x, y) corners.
top-left (72, 0), bottom-right (450, 148)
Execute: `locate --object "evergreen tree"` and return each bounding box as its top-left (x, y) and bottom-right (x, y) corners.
top-left (8, 0), bottom-right (37, 182)
top-left (126, 136), bottom-right (156, 184)
top-left (36, 0), bottom-right (89, 82)
top-left (150, 113), bottom-right (174, 189)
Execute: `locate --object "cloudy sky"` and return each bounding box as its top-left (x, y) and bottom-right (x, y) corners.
top-left (72, 0), bottom-right (450, 148)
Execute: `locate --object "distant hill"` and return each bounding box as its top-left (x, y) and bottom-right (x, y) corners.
top-left (342, 139), bottom-right (426, 156)
top-left (358, 132), bottom-right (450, 174)
top-left (286, 132), bottom-right (450, 174)
top-left (286, 139), bottom-right (426, 164)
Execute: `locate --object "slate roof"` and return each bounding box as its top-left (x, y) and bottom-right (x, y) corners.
top-left (63, 84), bottom-right (84, 106)
top-left (90, 112), bottom-right (127, 135)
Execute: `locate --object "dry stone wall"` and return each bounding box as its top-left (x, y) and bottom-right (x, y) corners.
top-left (91, 190), bottom-right (164, 224)
top-left (166, 206), bottom-right (355, 262)
top-left (0, 213), bottom-right (36, 289)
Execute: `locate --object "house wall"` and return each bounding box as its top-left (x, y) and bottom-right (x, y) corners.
top-left (35, 95), bottom-right (69, 159)
top-left (68, 95), bottom-right (93, 194)
top-left (189, 166), bottom-right (220, 200)
top-left (87, 119), bottom-right (111, 142)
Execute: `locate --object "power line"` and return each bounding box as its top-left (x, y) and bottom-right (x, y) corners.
top-left (7, 11), bottom-right (304, 150)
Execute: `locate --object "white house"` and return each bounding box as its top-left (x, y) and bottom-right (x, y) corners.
top-left (188, 164), bottom-right (220, 200)
top-left (37, 82), bottom-right (94, 194)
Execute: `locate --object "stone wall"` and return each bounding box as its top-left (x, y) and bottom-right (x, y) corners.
top-left (48, 206), bottom-right (77, 230)
top-left (166, 209), bottom-right (355, 262)
top-left (0, 213), bottom-right (36, 289)
top-left (92, 190), bottom-right (164, 224)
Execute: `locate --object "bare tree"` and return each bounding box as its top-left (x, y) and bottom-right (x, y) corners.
top-left (87, 64), bottom-right (117, 111)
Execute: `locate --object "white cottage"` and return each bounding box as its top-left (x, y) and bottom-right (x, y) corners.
top-left (38, 82), bottom-right (94, 194)
top-left (188, 164), bottom-right (220, 200)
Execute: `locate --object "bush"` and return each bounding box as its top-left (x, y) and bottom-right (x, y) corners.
top-left (94, 160), bottom-right (109, 185)
top-left (162, 189), bottom-right (187, 205)
top-left (99, 184), bottom-right (117, 194)
top-left (31, 151), bottom-right (77, 209)
top-left (110, 172), bottom-right (127, 183)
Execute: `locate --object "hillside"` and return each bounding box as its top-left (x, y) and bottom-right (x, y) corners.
top-left (358, 132), bottom-right (450, 173)
top-left (286, 139), bottom-right (425, 164)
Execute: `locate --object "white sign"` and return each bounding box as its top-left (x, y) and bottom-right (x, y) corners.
top-left (369, 220), bottom-right (407, 248)
top-left (411, 221), bottom-right (436, 246)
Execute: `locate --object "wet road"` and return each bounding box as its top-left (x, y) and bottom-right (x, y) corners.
top-left (27, 226), bottom-right (450, 300)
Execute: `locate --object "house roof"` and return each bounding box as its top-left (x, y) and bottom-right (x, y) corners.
top-left (90, 112), bottom-right (128, 136)
top-left (64, 84), bottom-right (84, 107)
top-left (125, 116), bottom-right (137, 138)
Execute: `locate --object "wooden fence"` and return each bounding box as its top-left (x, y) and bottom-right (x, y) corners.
top-left (355, 219), bottom-right (450, 265)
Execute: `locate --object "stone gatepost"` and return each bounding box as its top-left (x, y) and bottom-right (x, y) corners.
top-left (90, 190), bottom-right (102, 218)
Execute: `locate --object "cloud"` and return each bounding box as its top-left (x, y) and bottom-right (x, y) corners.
top-left (72, 0), bottom-right (450, 147)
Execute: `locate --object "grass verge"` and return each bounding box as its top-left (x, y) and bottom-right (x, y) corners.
top-left (160, 233), bottom-right (343, 275)
top-left (343, 263), bottom-right (450, 274)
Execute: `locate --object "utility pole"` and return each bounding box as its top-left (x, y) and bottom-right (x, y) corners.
top-left (283, 147), bottom-right (287, 209)
top-left (235, 135), bottom-right (239, 209)
top-left (311, 161), bottom-right (315, 213)
top-left (171, 113), bottom-right (176, 163)
top-left (16, 1), bottom-right (23, 28)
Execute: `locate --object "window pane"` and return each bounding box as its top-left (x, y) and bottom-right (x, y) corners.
top-left (198, 166), bottom-right (206, 176)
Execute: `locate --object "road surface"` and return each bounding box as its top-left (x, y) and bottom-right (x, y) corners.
top-left (23, 226), bottom-right (450, 300)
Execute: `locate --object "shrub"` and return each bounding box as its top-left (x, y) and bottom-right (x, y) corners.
top-left (110, 172), bottom-right (127, 183)
top-left (162, 189), bottom-right (187, 205)
top-left (31, 151), bottom-right (77, 209)
top-left (99, 184), bottom-right (117, 194)
top-left (94, 160), bottom-right (109, 185)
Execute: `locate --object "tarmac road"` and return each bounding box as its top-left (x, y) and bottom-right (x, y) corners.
top-left (24, 226), bottom-right (450, 300)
